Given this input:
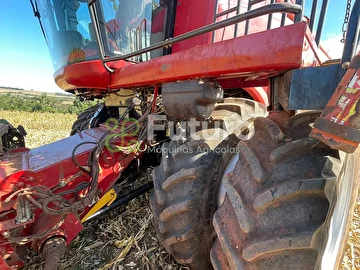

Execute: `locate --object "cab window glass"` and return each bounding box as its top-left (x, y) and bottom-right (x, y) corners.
top-left (37, 0), bottom-right (99, 71)
top-left (98, 0), bottom-right (168, 61)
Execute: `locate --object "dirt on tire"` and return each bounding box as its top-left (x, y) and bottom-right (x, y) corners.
top-left (210, 112), bottom-right (344, 270)
top-left (151, 98), bottom-right (268, 269)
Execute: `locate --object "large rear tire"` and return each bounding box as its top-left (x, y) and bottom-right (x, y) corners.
top-left (150, 98), bottom-right (268, 269)
top-left (70, 104), bottom-right (109, 135)
top-left (210, 112), bottom-right (360, 270)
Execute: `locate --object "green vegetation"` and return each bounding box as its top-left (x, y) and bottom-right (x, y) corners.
top-left (0, 110), bottom-right (76, 148)
top-left (0, 86), bottom-right (24, 91)
top-left (0, 92), bottom-right (101, 114)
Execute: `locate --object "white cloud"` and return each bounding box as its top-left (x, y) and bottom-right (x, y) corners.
top-left (321, 34), bottom-right (344, 59)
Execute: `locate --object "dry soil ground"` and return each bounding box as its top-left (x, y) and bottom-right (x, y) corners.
top-left (1, 110), bottom-right (359, 270)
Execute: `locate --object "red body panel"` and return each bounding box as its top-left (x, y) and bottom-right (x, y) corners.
top-left (55, 23), bottom-right (308, 88)
top-left (0, 127), bottom-right (138, 268)
top-left (109, 23), bottom-right (306, 88)
top-left (172, 0), bottom-right (216, 53)
top-left (54, 60), bottom-right (133, 92)
top-left (213, 0), bottom-right (295, 42)
top-left (55, 22), bottom-right (308, 104)
top-left (54, 60), bottom-right (110, 91)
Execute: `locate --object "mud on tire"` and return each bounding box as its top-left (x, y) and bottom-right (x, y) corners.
top-left (150, 98), bottom-right (267, 269)
top-left (210, 112), bottom-right (344, 270)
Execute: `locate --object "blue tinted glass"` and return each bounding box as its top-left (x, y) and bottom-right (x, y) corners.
top-left (36, 0), bottom-right (99, 71)
top-left (98, 0), bottom-right (166, 61)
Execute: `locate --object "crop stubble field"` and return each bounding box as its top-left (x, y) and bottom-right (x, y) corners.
top-left (1, 110), bottom-right (359, 270)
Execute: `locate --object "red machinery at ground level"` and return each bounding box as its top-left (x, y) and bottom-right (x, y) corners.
top-left (1, 0), bottom-right (360, 269)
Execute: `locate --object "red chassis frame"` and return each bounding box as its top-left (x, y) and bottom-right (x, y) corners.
top-left (0, 126), bottom-right (138, 269)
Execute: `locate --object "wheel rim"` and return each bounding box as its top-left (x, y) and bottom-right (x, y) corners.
top-left (320, 150), bottom-right (360, 270)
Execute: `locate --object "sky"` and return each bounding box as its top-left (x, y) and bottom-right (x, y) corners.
top-left (0, 1), bottom-right (350, 93)
top-left (0, 1), bottom-right (58, 92)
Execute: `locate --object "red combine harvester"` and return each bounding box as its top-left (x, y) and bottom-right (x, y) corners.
top-left (1, 0), bottom-right (360, 269)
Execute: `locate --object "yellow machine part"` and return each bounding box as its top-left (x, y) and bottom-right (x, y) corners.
top-left (81, 188), bottom-right (117, 222)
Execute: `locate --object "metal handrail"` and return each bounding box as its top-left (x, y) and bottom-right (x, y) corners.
top-left (215, 6), bottom-right (238, 18)
top-left (100, 3), bottom-right (302, 63)
top-left (309, 0), bottom-right (318, 31)
top-left (244, 0), bottom-right (297, 35)
top-left (315, 0), bottom-right (329, 45)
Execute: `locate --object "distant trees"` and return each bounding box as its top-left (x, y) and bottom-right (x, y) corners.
top-left (0, 86), bottom-right (24, 91)
top-left (0, 92), bottom-right (100, 114)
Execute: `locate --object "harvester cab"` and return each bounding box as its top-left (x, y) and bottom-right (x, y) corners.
top-left (32, 0), bottom-right (170, 71)
top-left (0, 0), bottom-right (360, 269)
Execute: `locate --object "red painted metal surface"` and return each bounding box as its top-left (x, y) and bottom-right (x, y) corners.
top-left (172, 0), bottom-right (216, 53)
top-left (54, 59), bottom-right (133, 93)
top-left (109, 22), bottom-right (306, 89)
top-left (0, 2), bottom-right (341, 269)
top-left (51, 0), bottom-right (327, 104)
top-left (54, 60), bottom-right (109, 92)
top-left (213, 0), bottom-right (295, 43)
top-left (311, 55), bottom-right (360, 153)
top-left (54, 22), bottom-right (309, 97)
top-left (53, 22), bottom-right (324, 107)
top-left (216, 77), bottom-right (268, 88)
top-left (243, 87), bottom-right (269, 106)
top-left (0, 256), bottom-right (11, 270)
top-left (0, 243), bottom-right (22, 269)
top-left (0, 125), bottom-right (137, 268)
